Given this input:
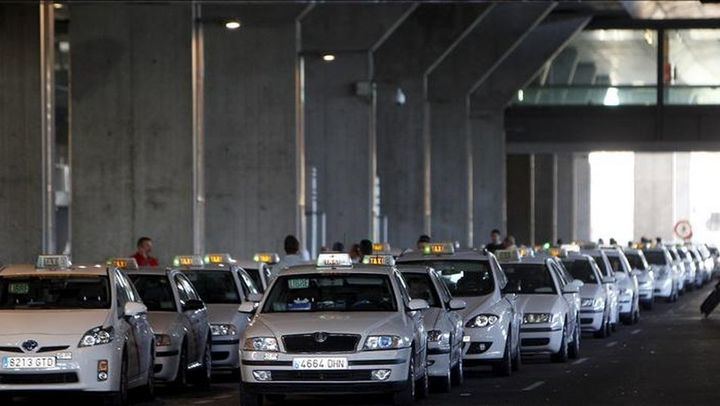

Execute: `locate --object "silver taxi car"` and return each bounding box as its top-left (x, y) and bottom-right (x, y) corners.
top-left (397, 243), bottom-right (522, 377)
top-left (603, 247), bottom-right (641, 324)
top-left (561, 254), bottom-right (614, 338)
top-left (624, 248), bottom-right (655, 310)
top-left (0, 255), bottom-right (154, 406)
top-left (496, 250), bottom-right (580, 362)
top-left (242, 253), bottom-right (279, 293)
top-left (116, 259), bottom-right (212, 387)
top-left (581, 249), bottom-right (620, 331)
top-left (642, 247), bottom-right (680, 302)
top-left (239, 253), bottom-right (429, 406)
top-left (172, 254), bottom-right (261, 376)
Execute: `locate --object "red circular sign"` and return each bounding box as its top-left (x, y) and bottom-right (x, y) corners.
top-left (674, 220), bottom-right (693, 240)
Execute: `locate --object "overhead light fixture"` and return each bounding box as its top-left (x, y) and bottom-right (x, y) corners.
top-left (53, 2), bottom-right (63, 9)
top-left (322, 54), bottom-right (336, 62)
top-left (517, 89), bottom-right (524, 102)
top-left (225, 20), bottom-right (241, 30)
top-left (603, 87), bottom-right (620, 106)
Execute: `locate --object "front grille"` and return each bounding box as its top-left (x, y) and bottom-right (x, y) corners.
top-left (521, 338), bottom-right (550, 346)
top-left (38, 346), bottom-right (70, 353)
top-left (212, 351), bottom-right (230, 361)
top-left (580, 318), bottom-right (594, 324)
top-left (0, 372), bottom-right (79, 384)
top-left (0, 346), bottom-right (23, 353)
top-left (282, 334), bottom-right (360, 353)
top-left (465, 342), bottom-right (492, 354)
top-left (271, 370), bottom-right (371, 382)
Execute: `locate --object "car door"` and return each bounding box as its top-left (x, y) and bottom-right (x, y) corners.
top-left (178, 273), bottom-right (208, 364)
top-left (433, 271), bottom-right (463, 362)
top-left (550, 261), bottom-right (576, 333)
top-left (114, 270), bottom-right (144, 382)
top-left (492, 257), bottom-right (520, 350)
top-left (173, 274), bottom-right (199, 363)
top-left (394, 271), bottom-right (426, 376)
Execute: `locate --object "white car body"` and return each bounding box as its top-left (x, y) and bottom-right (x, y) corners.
top-left (663, 246), bottom-right (687, 292)
top-left (561, 255), bottom-right (613, 337)
top-left (397, 250), bottom-right (522, 375)
top-left (685, 246), bottom-right (707, 287)
top-left (581, 249), bottom-right (620, 328)
top-left (642, 247), bottom-right (680, 302)
top-left (0, 261), bottom-right (154, 402)
top-left (126, 268), bottom-right (211, 383)
top-left (695, 244), bottom-right (714, 284)
top-left (623, 249), bottom-right (655, 309)
top-left (673, 245), bottom-right (697, 290)
top-left (602, 248), bottom-right (641, 324)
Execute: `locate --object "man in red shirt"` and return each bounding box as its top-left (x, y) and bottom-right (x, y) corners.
top-left (132, 237), bottom-right (159, 267)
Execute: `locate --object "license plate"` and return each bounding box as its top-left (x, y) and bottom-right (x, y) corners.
top-left (2, 356), bottom-right (57, 369)
top-left (292, 357), bottom-right (348, 370)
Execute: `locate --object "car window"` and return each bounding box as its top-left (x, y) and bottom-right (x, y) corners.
top-left (0, 275), bottom-right (111, 310)
top-left (244, 267), bottom-right (265, 293)
top-left (174, 275), bottom-right (192, 303)
top-left (401, 272), bottom-right (441, 307)
top-left (625, 252), bottom-right (649, 270)
top-left (563, 259), bottom-right (599, 284)
top-left (592, 256), bottom-right (611, 277)
top-left (432, 271), bottom-right (452, 303)
top-left (182, 270), bottom-right (241, 304)
top-left (643, 250), bottom-right (668, 265)
top-left (502, 263), bottom-right (558, 294)
top-left (176, 274), bottom-right (200, 301)
top-left (238, 269), bottom-right (260, 298)
top-left (550, 262), bottom-right (567, 287)
top-left (129, 274), bottom-right (176, 312)
top-left (417, 260), bottom-right (495, 297)
top-left (262, 273), bottom-right (397, 313)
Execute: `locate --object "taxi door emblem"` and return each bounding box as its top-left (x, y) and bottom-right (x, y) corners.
top-left (22, 340), bottom-right (39, 352)
top-left (314, 332), bottom-right (328, 343)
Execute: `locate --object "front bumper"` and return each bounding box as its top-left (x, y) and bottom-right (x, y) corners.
top-left (211, 338), bottom-right (240, 370)
top-left (618, 293), bottom-right (633, 315)
top-left (461, 324), bottom-right (507, 365)
top-left (638, 285), bottom-right (654, 302)
top-left (653, 278), bottom-right (673, 298)
top-left (426, 350), bottom-right (451, 377)
top-left (579, 310), bottom-right (604, 332)
top-left (240, 348), bottom-right (410, 392)
top-left (519, 326), bottom-right (563, 354)
top-left (154, 346), bottom-right (180, 382)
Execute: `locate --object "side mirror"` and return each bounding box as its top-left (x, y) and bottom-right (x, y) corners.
top-left (124, 302), bottom-right (147, 318)
top-left (570, 280), bottom-right (584, 289)
top-left (238, 301), bottom-right (257, 314)
top-left (182, 299), bottom-right (205, 312)
top-left (248, 293), bottom-right (263, 303)
top-left (563, 284), bottom-right (580, 294)
top-left (407, 298), bottom-right (429, 312)
top-left (602, 276), bottom-right (616, 284)
top-left (448, 299), bottom-right (466, 311)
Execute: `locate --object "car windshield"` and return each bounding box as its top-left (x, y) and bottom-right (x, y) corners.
top-left (625, 253), bottom-right (649, 270)
top-left (237, 270), bottom-right (260, 297)
top-left (415, 260), bottom-right (495, 297)
top-left (667, 249), bottom-right (679, 261)
top-left (562, 260), bottom-right (599, 284)
top-left (182, 270), bottom-right (240, 304)
top-left (0, 275), bottom-right (110, 310)
top-left (606, 256), bottom-right (626, 273)
top-left (502, 264), bottom-right (557, 294)
top-left (400, 272), bottom-right (440, 307)
top-left (244, 268), bottom-right (265, 293)
top-left (128, 275), bottom-right (176, 312)
top-left (263, 274), bottom-right (397, 313)
top-left (643, 251), bottom-right (667, 266)
top-left (592, 256), bottom-right (612, 277)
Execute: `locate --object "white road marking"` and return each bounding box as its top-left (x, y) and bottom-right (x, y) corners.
top-left (460, 393), bottom-right (472, 397)
top-left (606, 341), bottom-right (618, 348)
top-left (572, 357), bottom-right (589, 365)
top-left (522, 381), bottom-right (545, 391)
top-left (631, 329), bottom-right (642, 335)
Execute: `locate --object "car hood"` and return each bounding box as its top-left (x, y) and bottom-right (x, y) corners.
top-left (455, 294), bottom-right (494, 320)
top-left (207, 303), bottom-right (241, 324)
top-left (0, 309), bottom-right (109, 337)
top-left (579, 283), bottom-right (602, 299)
top-left (147, 311), bottom-right (181, 335)
top-left (515, 294), bottom-right (562, 314)
top-left (421, 307), bottom-right (443, 331)
top-left (251, 312), bottom-right (411, 338)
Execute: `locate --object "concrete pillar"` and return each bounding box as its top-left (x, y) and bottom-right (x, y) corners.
top-left (574, 153), bottom-right (592, 242)
top-left (674, 152), bottom-right (691, 225)
top-left (556, 153), bottom-right (576, 242)
top-left (469, 110), bottom-right (506, 247)
top-left (70, 4), bottom-right (194, 263)
top-left (0, 4), bottom-right (43, 263)
top-left (634, 153), bottom-right (675, 241)
top-left (506, 154), bottom-right (534, 246)
top-left (203, 5), bottom-right (307, 258)
top-left (534, 154), bottom-right (557, 245)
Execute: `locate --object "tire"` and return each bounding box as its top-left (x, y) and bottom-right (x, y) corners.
top-left (415, 359), bottom-right (429, 400)
top-left (594, 318), bottom-right (608, 339)
top-left (642, 300), bottom-right (653, 311)
top-left (138, 348), bottom-right (156, 401)
top-left (568, 322), bottom-right (580, 360)
top-left (633, 307), bottom-right (640, 324)
top-left (192, 336), bottom-right (212, 388)
top-left (551, 324), bottom-right (569, 363)
top-left (492, 333), bottom-right (512, 377)
top-left (511, 339), bottom-right (522, 372)
top-left (104, 352), bottom-right (128, 406)
top-left (432, 365), bottom-right (452, 394)
top-left (392, 353), bottom-right (415, 406)
top-left (450, 356), bottom-right (464, 387)
top-left (172, 342), bottom-right (188, 390)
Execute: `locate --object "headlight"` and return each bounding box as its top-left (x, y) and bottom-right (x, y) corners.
top-left (427, 330), bottom-right (451, 349)
top-left (581, 298), bottom-right (594, 307)
top-left (581, 298), bottom-right (604, 309)
top-left (465, 314), bottom-right (499, 328)
top-left (79, 326), bottom-right (114, 347)
top-left (244, 337), bottom-right (279, 352)
top-left (523, 313), bottom-right (553, 324)
top-left (363, 335), bottom-right (410, 351)
top-left (211, 324), bottom-right (238, 336)
top-left (155, 334), bottom-right (172, 347)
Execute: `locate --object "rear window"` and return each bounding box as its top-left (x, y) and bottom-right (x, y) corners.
top-left (128, 275), bottom-right (176, 312)
top-left (643, 250), bottom-right (667, 266)
top-left (625, 253), bottom-right (649, 270)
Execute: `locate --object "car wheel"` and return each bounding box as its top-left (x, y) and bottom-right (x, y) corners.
top-left (415, 359), bottom-right (429, 400)
top-left (450, 356), bottom-right (464, 386)
top-left (193, 336), bottom-right (212, 388)
top-left (139, 348), bottom-right (156, 401)
top-left (642, 300), bottom-right (653, 311)
top-left (568, 323), bottom-right (580, 359)
top-left (594, 318), bottom-right (608, 338)
top-left (392, 353), bottom-right (415, 406)
top-left (104, 352), bottom-right (128, 406)
top-left (511, 338), bottom-right (521, 371)
top-left (492, 333), bottom-right (512, 377)
top-left (172, 342), bottom-right (188, 390)
top-left (551, 324), bottom-right (569, 363)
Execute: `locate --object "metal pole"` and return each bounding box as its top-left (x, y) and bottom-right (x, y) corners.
top-left (191, 1), bottom-right (206, 255)
top-left (40, 2), bottom-right (56, 254)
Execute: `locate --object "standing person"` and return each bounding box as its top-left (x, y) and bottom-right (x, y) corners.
top-left (132, 237), bottom-right (159, 267)
top-left (416, 234), bottom-right (431, 250)
top-left (272, 235), bottom-right (306, 280)
top-left (503, 236), bottom-right (517, 250)
top-left (486, 229), bottom-right (504, 253)
top-left (349, 244), bottom-right (362, 263)
top-left (360, 239), bottom-right (373, 257)
top-left (332, 242), bottom-right (345, 252)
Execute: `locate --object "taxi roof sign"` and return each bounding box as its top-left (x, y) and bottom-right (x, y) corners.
top-left (422, 242), bottom-right (455, 256)
top-left (107, 258), bottom-right (139, 270)
top-left (362, 254), bottom-right (396, 266)
top-left (372, 243), bottom-right (392, 254)
top-left (36, 255), bottom-right (72, 269)
top-left (495, 249), bottom-right (522, 263)
top-left (317, 253), bottom-right (353, 268)
top-left (253, 252), bottom-right (280, 265)
top-left (204, 253), bottom-right (235, 265)
top-left (173, 255), bottom-right (203, 267)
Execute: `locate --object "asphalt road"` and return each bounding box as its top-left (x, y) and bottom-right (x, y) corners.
top-left (9, 282), bottom-right (720, 405)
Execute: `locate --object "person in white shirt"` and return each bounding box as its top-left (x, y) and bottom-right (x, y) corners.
top-left (270, 235), bottom-right (306, 281)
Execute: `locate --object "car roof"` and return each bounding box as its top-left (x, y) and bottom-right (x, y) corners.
top-left (500, 256), bottom-right (548, 265)
top-left (642, 247), bottom-right (665, 252)
top-left (561, 253), bottom-right (593, 262)
top-left (125, 267), bottom-right (172, 276)
top-left (580, 249), bottom-right (606, 256)
top-left (171, 264), bottom-right (236, 272)
top-left (397, 265), bottom-right (434, 274)
top-left (0, 264), bottom-right (109, 277)
top-left (397, 249), bottom-right (490, 262)
top-left (236, 260), bottom-right (260, 270)
top-left (623, 248), bottom-right (641, 254)
top-left (279, 264), bottom-right (395, 276)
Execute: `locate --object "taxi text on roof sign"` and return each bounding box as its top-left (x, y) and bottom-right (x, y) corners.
top-left (173, 255), bottom-right (203, 267)
top-left (362, 254), bottom-right (396, 266)
top-left (107, 257), bottom-right (139, 270)
top-left (253, 252), bottom-right (280, 265)
top-left (36, 255), bottom-right (72, 269)
top-left (317, 253), bottom-right (353, 268)
top-left (495, 249), bottom-right (522, 263)
top-left (422, 242), bottom-right (455, 256)
top-left (204, 253), bottom-right (235, 265)
top-left (372, 243), bottom-right (391, 254)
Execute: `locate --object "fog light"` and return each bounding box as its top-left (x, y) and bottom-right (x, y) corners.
top-left (252, 370), bottom-right (272, 381)
top-left (426, 360), bottom-right (435, 367)
top-left (97, 371), bottom-right (108, 381)
top-left (371, 369), bottom-right (391, 381)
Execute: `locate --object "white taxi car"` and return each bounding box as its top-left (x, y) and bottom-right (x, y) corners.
top-left (664, 245), bottom-right (687, 294)
top-left (561, 254), bottom-right (614, 338)
top-left (395, 259), bottom-right (466, 392)
top-left (642, 247), bottom-right (680, 302)
top-left (115, 258), bottom-right (212, 387)
top-left (602, 247), bottom-right (641, 324)
top-left (673, 245), bottom-right (697, 291)
top-left (397, 243), bottom-right (522, 377)
top-left (496, 251), bottom-right (580, 362)
top-left (244, 253), bottom-right (279, 293)
top-left (580, 249), bottom-right (620, 331)
top-left (173, 254), bottom-right (261, 376)
top-left (239, 253), bottom-right (429, 406)
top-left (623, 248), bottom-right (655, 310)
top-left (0, 255), bottom-right (154, 406)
